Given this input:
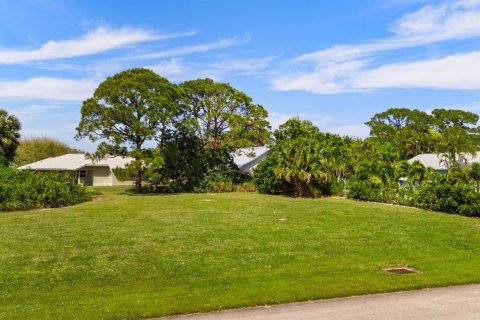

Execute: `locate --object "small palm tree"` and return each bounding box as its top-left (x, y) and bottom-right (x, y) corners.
top-left (408, 160), bottom-right (426, 189)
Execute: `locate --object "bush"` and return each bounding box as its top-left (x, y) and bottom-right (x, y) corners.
top-left (329, 180), bottom-right (345, 196)
top-left (0, 167), bottom-right (91, 211)
top-left (208, 181), bottom-right (257, 193)
top-left (347, 178), bottom-right (480, 217)
top-left (415, 183), bottom-right (480, 216)
top-left (252, 156), bottom-right (293, 195)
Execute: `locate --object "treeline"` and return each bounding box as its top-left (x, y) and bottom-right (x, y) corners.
top-left (2, 66), bottom-right (480, 216)
top-left (253, 108), bottom-right (480, 217)
top-left (76, 69), bottom-right (270, 193)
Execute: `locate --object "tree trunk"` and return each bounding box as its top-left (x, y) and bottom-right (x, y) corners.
top-left (135, 171), bottom-right (142, 193)
top-left (135, 142), bottom-right (142, 193)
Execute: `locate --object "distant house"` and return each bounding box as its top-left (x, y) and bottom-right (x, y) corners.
top-left (233, 146), bottom-right (270, 174)
top-left (18, 154), bottom-right (135, 186)
top-left (408, 153), bottom-right (480, 175)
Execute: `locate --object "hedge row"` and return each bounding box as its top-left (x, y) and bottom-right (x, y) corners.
top-left (0, 168), bottom-right (91, 211)
top-left (347, 180), bottom-right (480, 217)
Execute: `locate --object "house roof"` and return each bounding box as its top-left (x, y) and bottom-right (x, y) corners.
top-left (408, 153), bottom-right (480, 170)
top-left (233, 146), bottom-right (270, 171)
top-left (18, 154), bottom-right (133, 171)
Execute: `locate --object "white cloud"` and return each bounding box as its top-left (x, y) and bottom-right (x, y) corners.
top-left (0, 77), bottom-right (97, 100)
top-left (276, 51), bottom-right (480, 93)
top-left (144, 56), bottom-right (272, 82)
top-left (209, 56), bottom-right (273, 75)
top-left (391, 0), bottom-right (480, 42)
top-left (136, 34), bottom-right (250, 60)
top-left (0, 27), bottom-right (195, 64)
top-left (272, 0), bottom-right (480, 93)
top-left (353, 51), bottom-right (480, 90)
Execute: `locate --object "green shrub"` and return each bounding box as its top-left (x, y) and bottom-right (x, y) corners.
top-left (0, 168), bottom-right (91, 211)
top-left (329, 180), bottom-right (345, 196)
top-left (415, 183), bottom-right (480, 216)
top-left (347, 178), bottom-right (480, 217)
top-left (207, 181), bottom-right (257, 193)
top-left (252, 157), bottom-right (293, 195)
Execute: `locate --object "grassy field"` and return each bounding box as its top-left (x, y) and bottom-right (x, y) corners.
top-left (1, 188), bottom-right (480, 319)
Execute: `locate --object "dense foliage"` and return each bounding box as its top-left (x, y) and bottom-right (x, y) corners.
top-left (77, 69), bottom-right (271, 193)
top-left (253, 118), bottom-right (351, 197)
top-left (0, 109), bottom-right (21, 166)
top-left (0, 167), bottom-right (91, 211)
top-left (347, 163), bottom-right (480, 217)
top-left (365, 107), bottom-right (480, 164)
top-left (252, 108), bottom-right (480, 218)
top-left (14, 137), bottom-right (78, 166)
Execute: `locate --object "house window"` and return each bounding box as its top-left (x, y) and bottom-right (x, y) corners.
top-left (78, 170), bottom-right (87, 178)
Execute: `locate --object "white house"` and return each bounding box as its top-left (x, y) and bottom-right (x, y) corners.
top-left (233, 146), bottom-right (270, 173)
top-left (18, 154), bottom-right (135, 186)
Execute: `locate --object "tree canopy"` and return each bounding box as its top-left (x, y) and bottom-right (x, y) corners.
top-left (365, 108), bottom-right (437, 160)
top-left (179, 78), bottom-right (270, 151)
top-left (76, 68), bottom-right (180, 192)
top-left (0, 109), bottom-right (21, 166)
top-left (432, 109), bottom-right (480, 167)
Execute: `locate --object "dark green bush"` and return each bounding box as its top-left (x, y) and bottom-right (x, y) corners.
top-left (415, 183), bottom-right (480, 216)
top-left (347, 178), bottom-right (480, 217)
top-left (0, 168), bottom-right (91, 211)
top-left (252, 156), bottom-right (293, 195)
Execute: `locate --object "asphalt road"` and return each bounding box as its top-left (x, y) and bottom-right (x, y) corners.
top-left (153, 284), bottom-right (480, 320)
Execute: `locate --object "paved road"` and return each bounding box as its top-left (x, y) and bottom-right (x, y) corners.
top-left (153, 284), bottom-right (480, 320)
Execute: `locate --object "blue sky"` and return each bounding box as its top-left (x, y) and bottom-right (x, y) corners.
top-left (2, 0), bottom-right (480, 151)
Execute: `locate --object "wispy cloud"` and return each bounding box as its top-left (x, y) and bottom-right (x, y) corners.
top-left (352, 51), bottom-right (480, 90)
top-left (0, 27), bottom-right (196, 64)
top-left (135, 34), bottom-right (250, 60)
top-left (0, 77), bottom-right (98, 100)
top-left (272, 0), bottom-right (480, 93)
top-left (145, 55), bottom-right (272, 82)
top-left (208, 56), bottom-right (273, 75)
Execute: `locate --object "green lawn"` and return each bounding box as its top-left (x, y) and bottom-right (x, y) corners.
top-left (1, 189), bottom-right (480, 319)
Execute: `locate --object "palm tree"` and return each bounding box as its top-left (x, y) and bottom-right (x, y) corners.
top-left (274, 137), bottom-right (326, 198)
top-left (407, 160), bottom-right (426, 189)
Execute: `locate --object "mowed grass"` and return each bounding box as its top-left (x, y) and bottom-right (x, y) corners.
top-left (1, 189), bottom-right (480, 319)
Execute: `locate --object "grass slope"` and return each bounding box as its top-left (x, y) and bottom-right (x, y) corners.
top-left (1, 189), bottom-right (480, 319)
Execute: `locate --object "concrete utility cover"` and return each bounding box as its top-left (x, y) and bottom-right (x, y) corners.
top-left (383, 267), bottom-right (420, 274)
